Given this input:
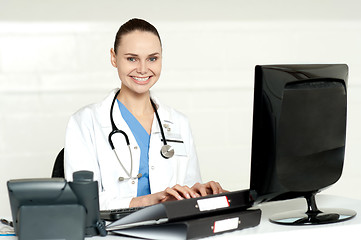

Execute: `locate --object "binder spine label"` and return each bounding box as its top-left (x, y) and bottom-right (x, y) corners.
top-left (213, 217), bottom-right (239, 233)
top-left (197, 196), bottom-right (230, 211)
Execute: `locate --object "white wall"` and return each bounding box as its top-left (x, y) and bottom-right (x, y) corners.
top-left (1, 0), bottom-right (361, 217)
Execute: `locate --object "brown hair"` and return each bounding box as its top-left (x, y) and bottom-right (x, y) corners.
top-left (113, 18), bottom-right (162, 54)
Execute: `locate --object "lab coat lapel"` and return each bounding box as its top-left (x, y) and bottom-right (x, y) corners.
top-left (149, 96), bottom-right (165, 156)
top-left (150, 96), bottom-right (173, 134)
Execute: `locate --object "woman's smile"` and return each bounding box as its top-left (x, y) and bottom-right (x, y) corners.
top-left (131, 76), bottom-right (152, 84)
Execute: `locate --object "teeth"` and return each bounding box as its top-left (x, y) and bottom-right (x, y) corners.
top-left (133, 76), bottom-right (150, 82)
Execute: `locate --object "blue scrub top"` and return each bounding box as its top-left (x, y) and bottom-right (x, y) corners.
top-left (117, 100), bottom-right (151, 196)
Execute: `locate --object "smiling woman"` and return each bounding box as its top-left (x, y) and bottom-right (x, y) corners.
top-left (63, 18), bottom-right (226, 210)
top-left (110, 30), bottom-right (162, 96)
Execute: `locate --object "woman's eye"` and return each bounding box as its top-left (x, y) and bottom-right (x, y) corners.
top-left (127, 57), bottom-right (136, 62)
top-left (148, 57), bottom-right (157, 62)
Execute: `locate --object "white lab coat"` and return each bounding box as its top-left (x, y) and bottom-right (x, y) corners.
top-left (64, 89), bottom-right (202, 210)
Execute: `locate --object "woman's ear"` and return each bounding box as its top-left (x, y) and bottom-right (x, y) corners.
top-left (110, 48), bottom-right (117, 67)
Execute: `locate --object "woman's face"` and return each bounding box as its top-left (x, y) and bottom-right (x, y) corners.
top-left (111, 30), bottom-right (162, 95)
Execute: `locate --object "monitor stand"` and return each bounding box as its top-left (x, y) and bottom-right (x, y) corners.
top-left (269, 192), bottom-right (356, 225)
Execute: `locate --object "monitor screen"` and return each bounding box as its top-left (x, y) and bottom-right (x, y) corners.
top-left (250, 64), bottom-right (348, 203)
top-left (248, 64), bottom-right (356, 225)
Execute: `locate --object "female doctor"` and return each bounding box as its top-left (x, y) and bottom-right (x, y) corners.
top-left (64, 18), bottom-right (225, 210)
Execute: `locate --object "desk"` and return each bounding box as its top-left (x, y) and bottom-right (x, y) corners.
top-left (2, 194), bottom-right (360, 239)
top-left (206, 194), bottom-right (360, 239)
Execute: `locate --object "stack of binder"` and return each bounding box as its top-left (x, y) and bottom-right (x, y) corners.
top-left (106, 189), bottom-right (261, 239)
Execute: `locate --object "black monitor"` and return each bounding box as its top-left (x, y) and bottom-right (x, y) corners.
top-left (249, 64), bottom-right (356, 225)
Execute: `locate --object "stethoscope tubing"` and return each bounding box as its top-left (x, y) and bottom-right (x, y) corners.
top-left (108, 89), bottom-right (173, 181)
top-left (108, 89), bottom-right (130, 148)
top-left (150, 99), bottom-right (168, 147)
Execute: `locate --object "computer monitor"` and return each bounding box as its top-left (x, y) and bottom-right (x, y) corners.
top-left (249, 64), bottom-right (356, 225)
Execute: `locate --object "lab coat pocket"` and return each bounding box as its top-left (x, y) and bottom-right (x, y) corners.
top-left (165, 135), bottom-right (189, 183)
top-left (174, 155), bottom-right (190, 185)
top-left (168, 140), bottom-right (187, 157)
top-left (164, 130), bottom-right (187, 156)
top-left (153, 154), bottom-right (189, 190)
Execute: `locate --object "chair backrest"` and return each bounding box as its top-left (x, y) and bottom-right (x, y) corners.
top-left (52, 148), bottom-right (64, 178)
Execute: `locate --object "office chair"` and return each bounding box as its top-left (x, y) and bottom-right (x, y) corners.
top-left (52, 148), bottom-right (65, 178)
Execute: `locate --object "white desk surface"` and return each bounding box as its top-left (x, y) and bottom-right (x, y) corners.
top-left (2, 194), bottom-right (360, 239)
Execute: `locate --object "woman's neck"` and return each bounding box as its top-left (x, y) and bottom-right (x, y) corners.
top-left (117, 88), bottom-right (153, 118)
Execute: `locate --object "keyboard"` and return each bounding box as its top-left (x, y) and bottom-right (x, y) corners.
top-left (100, 207), bottom-right (144, 221)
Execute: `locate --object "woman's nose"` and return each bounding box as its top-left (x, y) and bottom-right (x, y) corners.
top-left (137, 61), bottom-right (148, 74)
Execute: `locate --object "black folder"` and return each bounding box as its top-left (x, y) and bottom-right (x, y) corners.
top-left (106, 189), bottom-right (261, 239)
top-left (112, 209), bottom-right (261, 240)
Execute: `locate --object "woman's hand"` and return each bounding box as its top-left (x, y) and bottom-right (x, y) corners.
top-left (160, 184), bottom-right (200, 202)
top-left (129, 182), bottom-right (227, 207)
top-left (129, 184), bottom-right (199, 207)
top-left (191, 181), bottom-right (227, 197)
top-left (129, 191), bottom-right (169, 208)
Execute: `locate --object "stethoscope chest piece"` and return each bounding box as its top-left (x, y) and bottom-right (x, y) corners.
top-left (161, 144), bottom-right (174, 159)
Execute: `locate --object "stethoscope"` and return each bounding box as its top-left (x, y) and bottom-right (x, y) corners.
top-left (108, 89), bottom-right (174, 182)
